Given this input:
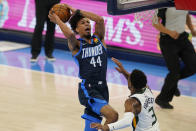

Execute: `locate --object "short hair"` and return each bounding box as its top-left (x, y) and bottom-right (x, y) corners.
top-left (129, 69), bottom-right (147, 90)
top-left (69, 11), bottom-right (84, 33)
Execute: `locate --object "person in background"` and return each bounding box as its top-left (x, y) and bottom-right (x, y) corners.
top-left (153, 7), bottom-right (196, 109)
top-left (30, 0), bottom-right (60, 62)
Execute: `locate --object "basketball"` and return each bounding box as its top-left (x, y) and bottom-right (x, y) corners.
top-left (51, 4), bottom-right (71, 23)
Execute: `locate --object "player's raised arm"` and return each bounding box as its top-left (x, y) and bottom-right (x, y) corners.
top-left (112, 57), bottom-right (130, 80)
top-left (48, 9), bottom-right (79, 53)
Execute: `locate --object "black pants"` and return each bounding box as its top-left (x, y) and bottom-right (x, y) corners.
top-left (157, 32), bottom-right (196, 102)
top-left (31, 0), bottom-right (60, 56)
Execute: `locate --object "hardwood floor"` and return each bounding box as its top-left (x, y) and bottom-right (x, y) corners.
top-left (0, 65), bottom-right (195, 131)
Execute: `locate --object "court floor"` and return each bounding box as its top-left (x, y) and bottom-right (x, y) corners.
top-left (0, 45), bottom-right (196, 131)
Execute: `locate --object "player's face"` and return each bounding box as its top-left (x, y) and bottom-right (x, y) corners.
top-left (76, 18), bottom-right (91, 39)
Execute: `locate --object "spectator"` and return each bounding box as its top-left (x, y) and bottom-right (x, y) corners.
top-left (30, 0), bottom-right (60, 62)
top-left (153, 7), bottom-right (196, 109)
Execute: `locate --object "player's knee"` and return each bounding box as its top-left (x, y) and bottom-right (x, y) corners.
top-left (107, 110), bottom-right (118, 123)
top-left (111, 111), bottom-right (119, 122)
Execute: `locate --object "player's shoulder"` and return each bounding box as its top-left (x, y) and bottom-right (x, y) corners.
top-left (125, 97), bottom-right (141, 114)
top-left (130, 89), bottom-right (148, 104)
top-left (125, 97), bottom-right (141, 107)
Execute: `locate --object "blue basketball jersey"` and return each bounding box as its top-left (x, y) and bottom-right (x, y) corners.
top-left (74, 35), bottom-right (107, 81)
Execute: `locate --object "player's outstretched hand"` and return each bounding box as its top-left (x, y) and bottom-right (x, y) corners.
top-left (91, 123), bottom-right (109, 131)
top-left (112, 57), bottom-right (126, 74)
top-left (48, 9), bottom-right (61, 24)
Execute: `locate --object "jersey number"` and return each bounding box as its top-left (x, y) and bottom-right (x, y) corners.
top-left (148, 107), bottom-right (157, 126)
top-left (90, 56), bottom-right (102, 67)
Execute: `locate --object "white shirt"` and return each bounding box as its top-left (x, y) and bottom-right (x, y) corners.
top-left (165, 7), bottom-right (188, 34)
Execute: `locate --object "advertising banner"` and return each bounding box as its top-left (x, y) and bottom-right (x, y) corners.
top-left (1, 0), bottom-right (196, 53)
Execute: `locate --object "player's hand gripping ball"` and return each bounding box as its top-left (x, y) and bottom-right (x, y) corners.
top-left (50, 4), bottom-right (71, 23)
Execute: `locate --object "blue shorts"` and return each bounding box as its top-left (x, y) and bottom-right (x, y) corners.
top-left (78, 79), bottom-right (109, 121)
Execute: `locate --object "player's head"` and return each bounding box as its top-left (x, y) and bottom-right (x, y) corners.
top-left (69, 11), bottom-right (91, 39)
top-left (128, 69), bottom-right (147, 94)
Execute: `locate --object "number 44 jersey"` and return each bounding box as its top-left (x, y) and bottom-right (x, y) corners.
top-left (74, 35), bottom-right (107, 81)
top-left (130, 87), bottom-right (160, 131)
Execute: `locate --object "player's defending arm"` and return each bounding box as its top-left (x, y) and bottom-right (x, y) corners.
top-left (186, 14), bottom-right (196, 36)
top-left (111, 57), bottom-right (129, 80)
top-left (91, 98), bottom-right (141, 131)
top-left (48, 9), bottom-right (79, 54)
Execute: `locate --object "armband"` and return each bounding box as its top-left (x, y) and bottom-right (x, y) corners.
top-left (108, 112), bottom-right (134, 131)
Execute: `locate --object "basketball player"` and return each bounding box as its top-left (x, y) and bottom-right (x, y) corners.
top-left (48, 4), bottom-right (118, 131)
top-left (153, 7), bottom-right (196, 109)
top-left (91, 58), bottom-right (160, 131)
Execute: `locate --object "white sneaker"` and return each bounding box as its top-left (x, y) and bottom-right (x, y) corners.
top-left (45, 55), bottom-right (56, 61)
top-left (30, 55), bottom-right (38, 63)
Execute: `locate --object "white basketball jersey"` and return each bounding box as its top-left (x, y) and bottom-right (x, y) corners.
top-left (130, 87), bottom-right (160, 131)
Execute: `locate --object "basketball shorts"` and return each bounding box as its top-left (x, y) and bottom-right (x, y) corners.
top-left (78, 79), bottom-right (109, 121)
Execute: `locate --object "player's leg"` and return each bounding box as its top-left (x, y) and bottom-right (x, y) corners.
top-left (89, 84), bottom-right (118, 124)
top-left (99, 87), bottom-right (118, 124)
top-left (89, 95), bottom-right (118, 124)
top-left (85, 97), bottom-right (118, 125)
top-left (82, 109), bottom-right (102, 131)
top-left (85, 100), bottom-right (118, 126)
top-left (78, 82), bottom-right (102, 131)
top-left (85, 119), bottom-right (101, 131)
top-left (100, 104), bottom-right (118, 125)
top-left (78, 81), bottom-right (118, 129)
